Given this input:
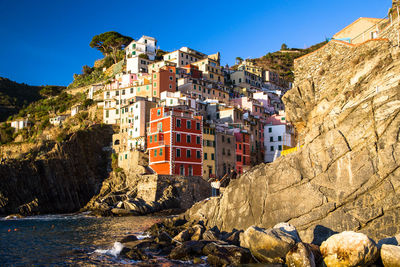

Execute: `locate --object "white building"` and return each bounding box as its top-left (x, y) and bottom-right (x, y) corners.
top-left (264, 112), bottom-right (295, 162)
top-left (49, 115), bottom-right (69, 126)
top-left (10, 119), bottom-right (30, 130)
top-left (71, 104), bottom-right (83, 117)
top-left (88, 84), bottom-right (103, 100)
top-left (125, 36), bottom-right (157, 60)
top-left (125, 36), bottom-right (157, 74)
top-left (159, 91), bottom-right (196, 109)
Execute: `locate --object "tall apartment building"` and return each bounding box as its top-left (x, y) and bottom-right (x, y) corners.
top-left (234, 131), bottom-right (251, 174)
top-left (126, 36), bottom-right (157, 74)
top-left (163, 47), bottom-right (207, 67)
top-left (147, 107), bottom-right (203, 176)
top-left (215, 129), bottom-right (236, 178)
top-left (203, 125), bottom-right (216, 179)
top-left (192, 57), bottom-right (224, 84)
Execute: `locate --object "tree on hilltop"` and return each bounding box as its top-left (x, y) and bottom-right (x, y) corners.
top-left (281, 43), bottom-right (288, 50)
top-left (90, 31), bottom-right (133, 64)
top-left (235, 57), bottom-right (243, 64)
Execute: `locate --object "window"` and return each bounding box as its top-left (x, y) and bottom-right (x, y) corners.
top-left (227, 138), bottom-right (231, 144)
top-left (237, 155), bottom-right (242, 162)
top-left (196, 122), bottom-right (200, 130)
top-left (187, 120), bottom-right (191, 129)
top-left (188, 165), bottom-right (193, 176)
top-left (106, 110), bottom-right (109, 118)
top-left (278, 145), bottom-right (282, 151)
top-left (196, 136), bottom-right (200, 144)
top-left (153, 74), bottom-right (157, 79)
top-left (187, 135), bottom-right (191, 143)
top-left (122, 89), bottom-right (125, 95)
top-left (176, 133), bottom-right (181, 142)
top-left (268, 128), bottom-right (272, 133)
top-left (270, 146), bottom-right (274, 151)
top-left (157, 109), bottom-right (161, 116)
top-left (197, 151), bottom-right (201, 158)
top-left (239, 144), bottom-right (242, 149)
top-left (157, 122), bottom-right (162, 132)
top-left (186, 149), bottom-right (191, 158)
top-left (116, 90), bottom-right (120, 96)
top-left (180, 165), bottom-right (184, 175)
top-left (270, 137), bottom-right (273, 142)
top-left (222, 136), bottom-right (225, 142)
top-left (222, 148), bottom-right (225, 155)
top-left (154, 149), bottom-right (157, 156)
top-left (150, 136), bottom-right (152, 143)
top-left (125, 154), bottom-right (127, 159)
top-left (130, 88), bottom-right (133, 94)
top-left (169, 84), bottom-right (172, 89)
top-left (227, 149), bottom-right (231, 156)
top-left (176, 119), bottom-right (181, 128)
top-left (176, 149), bottom-right (181, 157)
top-left (204, 153), bottom-right (208, 160)
top-left (154, 82), bottom-right (157, 87)
top-left (154, 90), bottom-right (157, 96)
top-left (278, 136), bottom-right (282, 141)
top-left (169, 76), bottom-right (173, 81)
top-left (211, 153), bottom-right (215, 160)
top-left (154, 135), bottom-right (157, 142)
top-left (160, 148), bottom-right (163, 155)
top-left (281, 117), bottom-right (285, 121)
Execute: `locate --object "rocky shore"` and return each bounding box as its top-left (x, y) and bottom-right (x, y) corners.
top-left (116, 215), bottom-right (400, 266)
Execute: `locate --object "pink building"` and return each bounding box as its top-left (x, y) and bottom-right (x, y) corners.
top-left (232, 97), bottom-right (266, 118)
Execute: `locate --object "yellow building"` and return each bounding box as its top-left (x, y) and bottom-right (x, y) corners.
top-left (192, 57), bottom-right (224, 84)
top-left (203, 126), bottom-right (216, 179)
top-left (238, 60), bottom-right (263, 78)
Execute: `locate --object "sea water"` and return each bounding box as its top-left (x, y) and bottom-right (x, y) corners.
top-left (0, 214), bottom-right (161, 265)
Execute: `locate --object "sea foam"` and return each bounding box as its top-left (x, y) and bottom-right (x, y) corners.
top-left (94, 242), bottom-right (124, 257)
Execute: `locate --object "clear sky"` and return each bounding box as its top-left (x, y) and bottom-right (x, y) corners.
top-left (0, 0), bottom-right (392, 86)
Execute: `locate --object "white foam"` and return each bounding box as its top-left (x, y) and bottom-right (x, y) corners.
top-left (94, 242), bottom-right (124, 257)
top-left (136, 234), bottom-right (151, 240)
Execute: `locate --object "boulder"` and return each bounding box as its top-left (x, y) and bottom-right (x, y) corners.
top-left (120, 247), bottom-right (150, 261)
top-left (203, 242), bottom-right (255, 266)
top-left (203, 228), bottom-right (220, 241)
top-left (381, 244), bottom-right (400, 267)
top-left (155, 231), bottom-right (172, 244)
top-left (120, 235), bottom-right (138, 243)
top-left (222, 230), bottom-right (243, 246)
top-left (274, 222), bottom-right (302, 243)
top-left (320, 231), bottom-right (379, 266)
top-left (173, 228), bottom-right (193, 243)
top-left (285, 242), bottom-right (316, 267)
top-left (240, 226), bottom-right (297, 263)
top-left (168, 241), bottom-right (206, 261)
top-left (191, 224), bottom-right (205, 241)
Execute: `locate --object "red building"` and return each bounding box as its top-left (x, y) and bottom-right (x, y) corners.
top-left (152, 66), bottom-right (176, 98)
top-left (147, 106), bottom-right (203, 176)
top-left (234, 131), bottom-right (251, 174)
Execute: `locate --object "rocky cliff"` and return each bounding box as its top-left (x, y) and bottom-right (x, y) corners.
top-left (0, 124), bottom-right (113, 215)
top-left (186, 22), bottom-right (400, 243)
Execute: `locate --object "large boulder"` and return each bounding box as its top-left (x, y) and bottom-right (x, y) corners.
top-left (240, 226), bottom-right (297, 263)
top-left (381, 244), bottom-right (400, 267)
top-left (320, 231), bottom-right (379, 266)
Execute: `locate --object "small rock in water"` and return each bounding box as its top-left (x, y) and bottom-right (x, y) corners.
top-left (320, 231), bottom-right (379, 266)
top-left (120, 235), bottom-right (138, 243)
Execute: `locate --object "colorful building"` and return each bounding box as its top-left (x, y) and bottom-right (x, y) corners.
top-left (147, 107), bottom-right (203, 176)
top-left (234, 131), bottom-right (251, 174)
top-left (215, 129), bottom-right (236, 178)
top-left (203, 125), bottom-right (216, 179)
top-left (264, 111), bottom-right (296, 163)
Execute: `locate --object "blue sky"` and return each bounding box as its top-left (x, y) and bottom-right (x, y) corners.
top-left (0, 0), bottom-right (391, 86)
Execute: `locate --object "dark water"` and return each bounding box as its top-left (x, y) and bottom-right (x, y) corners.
top-left (0, 214), bottom-right (162, 266)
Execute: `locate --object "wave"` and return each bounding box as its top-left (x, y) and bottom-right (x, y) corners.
top-left (94, 242), bottom-right (125, 257)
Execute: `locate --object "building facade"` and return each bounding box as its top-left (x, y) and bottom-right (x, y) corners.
top-left (147, 107), bottom-right (203, 176)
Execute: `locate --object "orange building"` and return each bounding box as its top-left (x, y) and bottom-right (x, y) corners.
top-left (151, 66), bottom-right (176, 98)
top-left (147, 107), bottom-right (203, 176)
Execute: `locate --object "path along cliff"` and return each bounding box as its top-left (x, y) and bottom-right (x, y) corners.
top-left (186, 21), bottom-right (400, 243)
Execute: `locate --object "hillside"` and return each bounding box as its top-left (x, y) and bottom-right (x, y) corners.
top-left (236, 41), bottom-right (328, 82)
top-left (0, 77), bottom-right (65, 122)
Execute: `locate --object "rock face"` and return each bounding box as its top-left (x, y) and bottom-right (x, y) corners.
top-left (185, 14), bottom-right (400, 242)
top-left (320, 231), bottom-right (379, 266)
top-left (0, 125), bottom-right (113, 215)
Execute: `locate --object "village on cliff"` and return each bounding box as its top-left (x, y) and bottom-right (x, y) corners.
top-left (9, 13), bottom-right (391, 181)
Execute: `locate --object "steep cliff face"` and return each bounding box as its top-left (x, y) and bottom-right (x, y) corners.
top-left (0, 125), bottom-right (113, 215)
top-left (186, 24), bottom-right (400, 242)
